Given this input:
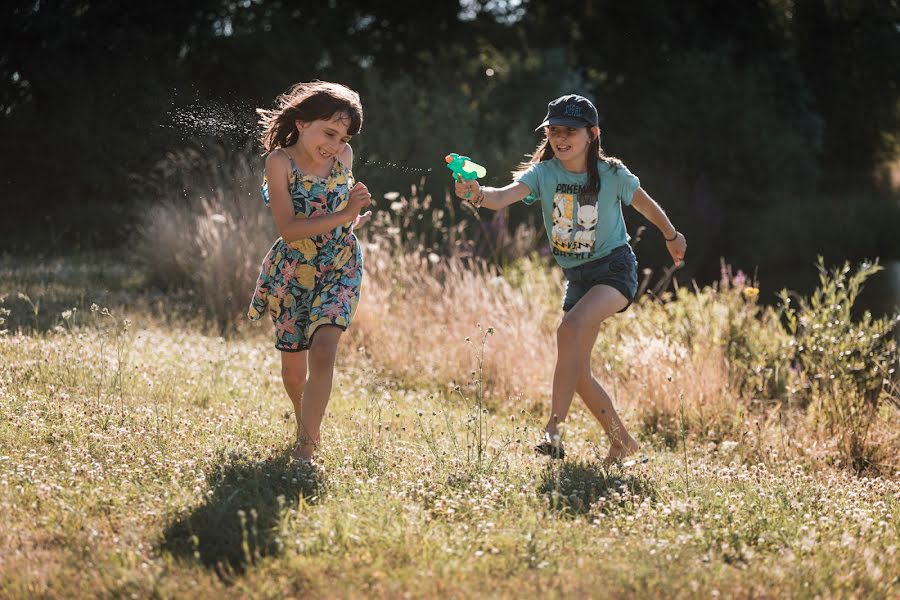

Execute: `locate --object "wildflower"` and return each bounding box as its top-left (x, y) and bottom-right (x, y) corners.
top-left (742, 286), bottom-right (760, 301)
top-left (720, 440), bottom-right (739, 453)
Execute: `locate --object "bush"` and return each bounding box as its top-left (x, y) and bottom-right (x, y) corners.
top-left (599, 257), bottom-right (899, 472)
top-left (778, 258), bottom-right (900, 470)
top-left (602, 267), bottom-right (788, 447)
top-left (135, 141), bottom-right (275, 332)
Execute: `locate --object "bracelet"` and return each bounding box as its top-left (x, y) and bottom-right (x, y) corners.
top-left (664, 230), bottom-right (679, 242)
top-left (470, 189), bottom-right (485, 208)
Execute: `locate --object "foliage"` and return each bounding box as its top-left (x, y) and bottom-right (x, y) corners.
top-left (2, 0), bottom-right (898, 273)
top-left (779, 257), bottom-right (900, 470)
top-left (126, 152), bottom-right (900, 469)
top-left (134, 141), bottom-right (275, 333)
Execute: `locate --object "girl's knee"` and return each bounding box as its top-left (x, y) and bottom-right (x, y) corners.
top-left (556, 314), bottom-right (582, 343)
top-left (575, 371), bottom-right (594, 395)
top-left (308, 337), bottom-right (339, 370)
top-left (281, 364), bottom-right (307, 387)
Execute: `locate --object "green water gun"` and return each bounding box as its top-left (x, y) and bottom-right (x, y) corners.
top-left (445, 153), bottom-right (487, 199)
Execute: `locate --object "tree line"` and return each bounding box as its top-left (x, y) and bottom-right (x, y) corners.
top-left (1, 0), bottom-right (897, 274)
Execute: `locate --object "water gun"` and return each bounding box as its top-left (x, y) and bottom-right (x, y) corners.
top-left (445, 153), bottom-right (487, 199)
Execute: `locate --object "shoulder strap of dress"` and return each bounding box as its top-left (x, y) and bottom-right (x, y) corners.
top-left (335, 154), bottom-right (353, 177)
top-left (278, 147), bottom-right (295, 169)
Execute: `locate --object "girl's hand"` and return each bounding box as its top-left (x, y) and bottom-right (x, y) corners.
top-left (351, 210), bottom-right (373, 232)
top-left (454, 178), bottom-right (480, 201)
top-left (347, 182), bottom-right (372, 216)
top-left (666, 232), bottom-right (687, 266)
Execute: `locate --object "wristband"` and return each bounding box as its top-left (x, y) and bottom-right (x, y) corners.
top-left (471, 189), bottom-right (485, 208)
top-left (664, 230), bottom-right (678, 242)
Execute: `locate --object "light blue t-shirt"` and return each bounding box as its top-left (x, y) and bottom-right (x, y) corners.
top-left (516, 157), bottom-right (640, 268)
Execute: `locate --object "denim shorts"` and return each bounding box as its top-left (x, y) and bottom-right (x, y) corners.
top-left (562, 244), bottom-right (639, 312)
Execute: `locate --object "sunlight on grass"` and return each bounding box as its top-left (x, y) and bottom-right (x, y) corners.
top-left (0, 251), bottom-right (898, 597)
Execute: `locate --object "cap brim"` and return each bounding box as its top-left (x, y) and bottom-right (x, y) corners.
top-left (534, 116), bottom-right (593, 131)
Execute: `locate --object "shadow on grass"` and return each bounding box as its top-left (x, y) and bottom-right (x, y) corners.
top-left (159, 448), bottom-right (322, 579)
top-left (538, 459), bottom-right (657, 516)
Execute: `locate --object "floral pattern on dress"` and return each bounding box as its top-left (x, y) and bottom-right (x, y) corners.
top-left (248, 154), bottom-right (362, 352)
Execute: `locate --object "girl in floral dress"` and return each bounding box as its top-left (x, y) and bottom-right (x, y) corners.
top-left (249, 81), bottom-right (373, 463)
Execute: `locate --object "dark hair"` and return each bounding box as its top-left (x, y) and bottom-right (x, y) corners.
top-left (257, 81), bottom-right (363, 153)
top-left (512, 127), bottom-right (623, 204)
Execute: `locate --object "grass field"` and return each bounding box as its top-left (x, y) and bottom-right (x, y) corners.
top-left (0, 253), bottom-right (898, 598)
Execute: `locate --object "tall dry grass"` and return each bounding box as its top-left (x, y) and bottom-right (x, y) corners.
top-left (135, 141), bottom-right (275, 332)
top-left (348, 250), bottom-right (559, 405)
top-left (133, 143), bottom-right (899, 471)
top-left (342, 184), bottom-right (562, 405)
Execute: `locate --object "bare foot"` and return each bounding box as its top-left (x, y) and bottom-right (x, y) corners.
top-left (603, 437), bottom-right (639, 466)
top-left (292, 440), bottom-right (315, 464)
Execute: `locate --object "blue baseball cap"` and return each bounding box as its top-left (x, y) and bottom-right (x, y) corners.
top-left (535, 94), bottom-right (599, 131)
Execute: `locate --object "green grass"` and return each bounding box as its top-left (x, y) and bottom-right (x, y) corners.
top-left (0, 256), bottom-right (898, 598)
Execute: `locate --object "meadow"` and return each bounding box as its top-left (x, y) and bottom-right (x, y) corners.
top-left (1, 150), bottom-right (898, 598)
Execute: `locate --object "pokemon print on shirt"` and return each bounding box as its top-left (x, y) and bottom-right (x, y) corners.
top-left (551, 184), bottom-right (598, 258)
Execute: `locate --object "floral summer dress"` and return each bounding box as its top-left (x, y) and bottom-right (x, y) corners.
top-left (248, 151), bottom-right (363, 352)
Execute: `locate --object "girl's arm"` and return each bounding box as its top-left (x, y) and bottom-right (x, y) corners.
top-left (455, 179), bottom-right (532, 210)
top-left (266, 149), bottom-right (369, 242)
top-left (630, 187), bottom-right (687, 264)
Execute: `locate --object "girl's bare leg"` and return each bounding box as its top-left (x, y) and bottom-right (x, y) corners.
top-left (574, 326), bottom-right (639, 463)
top-left (280, 350), bottom-right (309, 457)
top-left (546, 285), bottom-right (637, 461)
top-left (295, 325), bottom-right (343, 461)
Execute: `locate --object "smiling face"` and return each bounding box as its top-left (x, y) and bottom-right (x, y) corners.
top-left (546, 125), bottom-right (599, 169)
top-left (296, 113), bottom-right (353, 167)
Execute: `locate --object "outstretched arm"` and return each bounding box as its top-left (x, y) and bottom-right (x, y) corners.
top-left (630, 187), bottom-right (687, 264)
top-left (454, 179), bottom-right (532, 210)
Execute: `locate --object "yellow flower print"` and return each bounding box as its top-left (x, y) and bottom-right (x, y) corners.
top-left (335, 315), bottom-right (347, 327)
top-left (334, 246), bottom-right (352, 269)
top-left (334, 172), bottom-right (347, 185)
top-left (296, 264), bottom-right (316, 289)
top-left (312, 295), bottom-right (323, 308)
top-left (248, 306), bottom-right (260, 319)
top-left (302, 180), bottom-right (313, 192)
top-left (267, 295), bottom-right (281, 318)
top-left (283, 294), bottom-right (295, 308)
top-left (290, 238), bottom-right (318, 260)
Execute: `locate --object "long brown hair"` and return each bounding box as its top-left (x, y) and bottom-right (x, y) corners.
top-left (512, 128), bottom-right (623, 204)
top-left (257, 81), bottom-right (363, 153)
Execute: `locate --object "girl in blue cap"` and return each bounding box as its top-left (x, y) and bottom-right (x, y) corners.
top-left (454, 94), bottom-right (687, 464)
